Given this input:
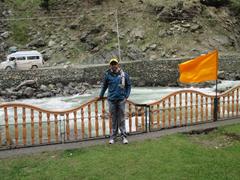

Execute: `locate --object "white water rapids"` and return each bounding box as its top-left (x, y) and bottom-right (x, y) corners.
top-left (5, 80), bottom-right (240, 110)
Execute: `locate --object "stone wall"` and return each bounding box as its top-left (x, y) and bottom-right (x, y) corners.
top-left (1, 56), bottom-right (240, 89)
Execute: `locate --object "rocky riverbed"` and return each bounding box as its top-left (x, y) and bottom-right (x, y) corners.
top-left (0, 80), bottom-right (97, 102)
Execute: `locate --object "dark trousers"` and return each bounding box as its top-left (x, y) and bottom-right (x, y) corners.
top-left (108, 99), bottom-right (127, 139)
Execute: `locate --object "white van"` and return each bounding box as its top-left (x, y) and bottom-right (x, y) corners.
top-left (0, 51), bottom-right (44, 70)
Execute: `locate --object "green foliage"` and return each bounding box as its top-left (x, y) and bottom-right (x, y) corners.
top-left (200, 0), bottom-right (230, 7)
top-left (6, 0), bottom-right (55, 11)
top-left (9, 21), bottom-right (29, 44)
top-left (40, 0), bottom-right (50, 10)
top-left (229, 0), bottom-right (240, 15)
top-left (104, 40), bottom-right (117, 51)
top-left (7, 0), bottom-right (42, 10)
top-left (92, 0), bottom-right (104, 5)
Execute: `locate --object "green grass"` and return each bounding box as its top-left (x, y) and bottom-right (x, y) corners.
top-left (0, 123), bottom-right (240, 180)
top-left (9, 21), bottom-right (29, 45)
top-left (219, 123), bottom-right (240, 134)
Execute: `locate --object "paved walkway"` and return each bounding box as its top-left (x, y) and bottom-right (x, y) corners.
top-left (0, 118), bottom-right (239, 159)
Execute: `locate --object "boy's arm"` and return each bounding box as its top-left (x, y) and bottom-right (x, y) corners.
top-left (99, 73), bottom-right (108, 98)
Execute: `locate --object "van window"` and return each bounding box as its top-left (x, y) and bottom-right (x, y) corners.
top-left (27, 56), bottom-right (40, 60)
top-left (16, 56), bottom-right (26, 61)
top-left (9, 57), bottom-right (16, 61)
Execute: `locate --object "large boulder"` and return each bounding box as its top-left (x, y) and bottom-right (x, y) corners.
top-left (40, 84), bottom-right (48, 92)
top-left (8, 46), bottom-right (17, 53)
top-left (15, 80), bottom-right (37, 91)
top-left (130, 28), bottom-right (145, 39)
top-left (1, 31), bottom-right (10, 39)
top-left (154, 1), bottom-right (203, 22)
top-left (126, 45), bottom-right (144, 60)
top-left (23, 87), bottom-right (35, 97)
top-left (28, 38), bottom-right (46, 48)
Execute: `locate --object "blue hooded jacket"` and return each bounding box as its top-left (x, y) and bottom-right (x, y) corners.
top-left (99, 69), bottom-right (131, 101)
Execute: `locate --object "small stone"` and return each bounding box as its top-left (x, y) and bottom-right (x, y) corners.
top-left (48, 40), bottom-right (56, 47)
top-left (1, 31), bottom-right (10, 39)
top-left (182, 23), bottom-right (191, 28)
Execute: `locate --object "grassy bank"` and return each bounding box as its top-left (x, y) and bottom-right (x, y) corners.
top-left (0, 123), bottom-right (240, 180)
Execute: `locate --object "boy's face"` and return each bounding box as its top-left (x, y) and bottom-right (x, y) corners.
top-left (110, 62), bottom-right (119, 72)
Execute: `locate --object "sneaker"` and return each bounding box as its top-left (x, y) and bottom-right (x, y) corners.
top-left (122, 137), bottom-right (128, 144)
top-left (109, 139), bottom-right (114, 144)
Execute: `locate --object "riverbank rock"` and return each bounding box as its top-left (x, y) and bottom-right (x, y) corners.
top-left (23, 87), bottom-right (35, 97)
top-left (15, 80), bottom-right (37, 91)
top-left (1, 80), bottom-right (91, 101)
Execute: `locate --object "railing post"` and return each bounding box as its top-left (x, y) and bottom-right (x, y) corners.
top-left (145, 105), bottom-right (150, 132)
top-left (148, 105), bottom-right (152, 132)
top-left (60, 114), bottom-right (65, 144)
top-left (213, 97), bottom-right (219, 121)
top-left (134, 104), bottom-right (150, 133)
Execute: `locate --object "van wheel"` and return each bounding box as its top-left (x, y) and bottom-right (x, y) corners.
top-left (5, 66), bottom-right (12, 71)
top-left (31, 65), bottom-right (38, 69)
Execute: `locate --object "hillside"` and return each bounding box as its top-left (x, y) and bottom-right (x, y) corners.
top-left (0, 0), bottom-right (240, 65)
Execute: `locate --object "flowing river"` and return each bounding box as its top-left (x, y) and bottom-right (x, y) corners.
top-left (6, 80), bottom-right (240, 110)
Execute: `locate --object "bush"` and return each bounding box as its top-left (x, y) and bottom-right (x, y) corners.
top-left (200, 0), bottom-right (230, 7)
top-left (40, 0), bottom-right (50, 10)
top-left (229, 0), bottom-right (240, 15)
top-left (10, 21), bottom-right (29, 44)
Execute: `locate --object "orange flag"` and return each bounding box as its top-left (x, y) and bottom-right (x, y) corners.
top-left (178, 50), bottom-right (218, 83)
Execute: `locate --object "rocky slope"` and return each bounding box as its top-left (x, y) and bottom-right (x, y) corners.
top-left (0, 0), bottom-right (240, 65)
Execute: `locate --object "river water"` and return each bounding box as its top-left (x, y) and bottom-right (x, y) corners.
top-left (8, 80), bottom-right (240, 110)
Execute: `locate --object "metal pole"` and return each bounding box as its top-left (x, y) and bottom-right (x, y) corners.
top-left (148, 106), bottom-right (151, 132)
top-left (214, 79), bottom-right (218, 121)
top-left (115, 9), bottom-right (122, 62)
top-left (214, 50), bottom-right (219, 122)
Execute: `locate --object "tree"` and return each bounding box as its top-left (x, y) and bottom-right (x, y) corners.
top-left (40, 0), bottom-right (50, 11)
top-left (200, 0), bottom-right (229, 7)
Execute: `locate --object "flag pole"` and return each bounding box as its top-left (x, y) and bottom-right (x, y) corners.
top-left (115, 9), bottom-right (121, 62)
top-left (213, 50), bottom-right (219, 121)
top-left (214, 80), bottom-right (218, 121)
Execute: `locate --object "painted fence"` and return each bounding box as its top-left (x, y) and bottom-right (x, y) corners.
top-left (0, 85), bottom-right (240, 150)
top-left (149, 86), bottom-right (240, 131)
top-left (0, 98), bottom-right (146, 149)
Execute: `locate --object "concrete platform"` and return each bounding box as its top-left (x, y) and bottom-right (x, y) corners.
top-left (0, 118), bottom-right (239, 159)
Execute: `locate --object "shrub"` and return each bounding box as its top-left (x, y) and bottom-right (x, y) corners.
top-left (40, 0), bottom-right (50, 10)
top-left (229, 0), bottom-right (240, 15)
top-left (200, 0), bottom-right (230, 7)
top-left (10, 21), bottom-right (29, 44)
